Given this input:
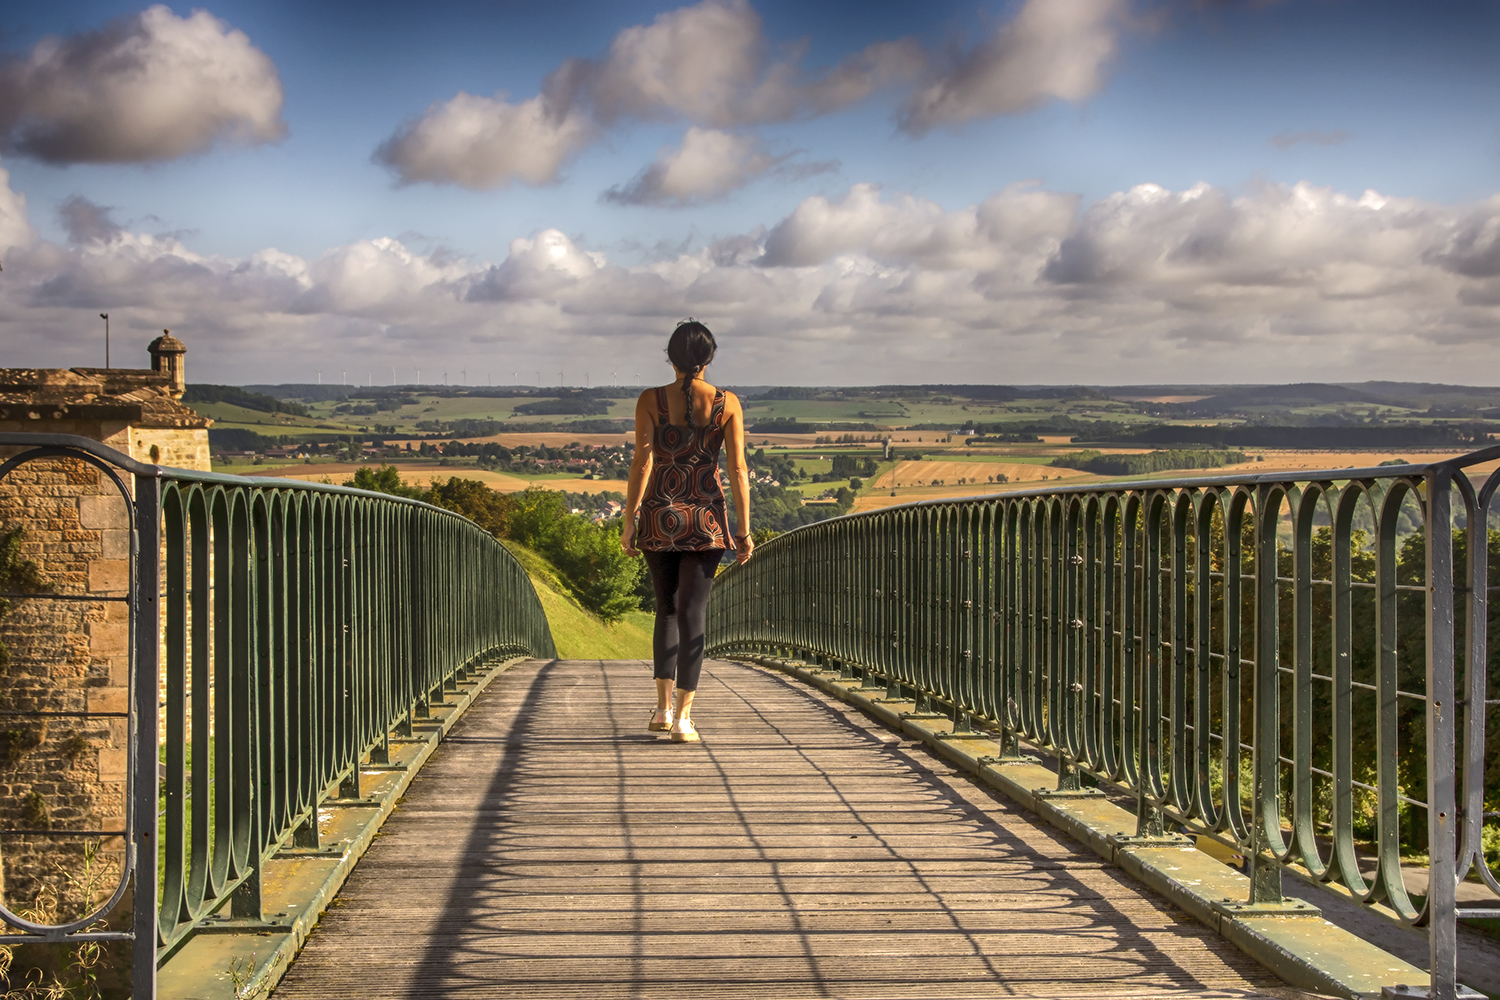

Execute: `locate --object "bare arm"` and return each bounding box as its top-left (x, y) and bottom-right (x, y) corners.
top-left (722, 392), bottom-right (753, 563)
top-left (620, 391), bottom-right (655, 557)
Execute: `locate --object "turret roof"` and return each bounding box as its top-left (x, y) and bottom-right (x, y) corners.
top-left (148, 332), bottom-right (186, 354)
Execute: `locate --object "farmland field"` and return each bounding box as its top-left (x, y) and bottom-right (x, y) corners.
top-left (235, 461), bottom-right (632, 495)
top-left (202, 381), bottom-right (1500, 513)
top-left (873, 460), bottom-right (1090, 489)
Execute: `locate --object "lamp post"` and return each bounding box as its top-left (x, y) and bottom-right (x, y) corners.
top-left (100, 313), bottom-right (109, 368)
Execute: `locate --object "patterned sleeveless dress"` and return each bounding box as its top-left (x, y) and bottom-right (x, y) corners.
top-left (636, 386), bottom-right (736, 552)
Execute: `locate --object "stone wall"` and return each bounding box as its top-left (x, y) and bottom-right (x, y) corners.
top-left (119, 426), bottom-right (210, 472)
top-left (0, 449), bottom-right (131, 923)
top-left (0, 419), bottom-right (210, 473)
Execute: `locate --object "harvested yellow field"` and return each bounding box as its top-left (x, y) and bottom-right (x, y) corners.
top-left (391, 470), bottom-right (629, 496)
top-left (854, 483), bottom-right (1029, 511)
top-left (872, 460), bottom-right (1088, 490)
top-left (453, 432), bottom-right (632, 447)
top-left (1218, 449), bottom-right (1500, 479)
top-left (852, 448), bottom-right (1500, 512)
top-left (519, 477), bottom-right (629, 495)
top-left (235, 462), bottom-right (629, 495)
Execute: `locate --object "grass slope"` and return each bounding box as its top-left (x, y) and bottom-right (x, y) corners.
top-left (503, 541), bottom-right (654, 659)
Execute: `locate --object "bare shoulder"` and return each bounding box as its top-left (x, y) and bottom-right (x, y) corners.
top-left (721, 389), bottom-right (743, 414)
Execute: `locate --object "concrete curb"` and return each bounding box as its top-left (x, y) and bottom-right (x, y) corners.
top-left (741, 654), bottom-right (1429, 1000)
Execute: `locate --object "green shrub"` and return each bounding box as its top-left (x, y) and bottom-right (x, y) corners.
top-left (347, 471), bottom-right (643, 623)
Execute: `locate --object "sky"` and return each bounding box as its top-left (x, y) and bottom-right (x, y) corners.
top-left (0, 0), bottom-right (1497, 388)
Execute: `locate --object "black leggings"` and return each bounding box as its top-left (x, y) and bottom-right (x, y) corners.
top-left (643, 549), bottom-right (722, 693)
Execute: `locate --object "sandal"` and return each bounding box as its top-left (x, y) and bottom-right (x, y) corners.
top-left (649, 707), bottom-right (674, 732)
top-left (669, 717), bottom-right (699, 743)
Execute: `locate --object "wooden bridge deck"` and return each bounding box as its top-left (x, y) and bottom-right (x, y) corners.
top-left (272, 659), bottom-right (1305, 999)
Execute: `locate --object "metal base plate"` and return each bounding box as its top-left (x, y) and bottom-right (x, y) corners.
top-left (1381, 985), bottom-right (1485, 999)
top-left (977, 754), bottom-right (1040, 766)
top-left (1034, 786), bottom-right (1106, 799)
top-left (1106, 832), bottom-right (1195, 849)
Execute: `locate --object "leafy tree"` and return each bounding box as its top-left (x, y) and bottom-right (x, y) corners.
top-left (344, 470), bottom-right (643, 623)
top-left (347, 464), bottom-right (425, 498)
top-left (545, 516), bottom-right (642, 623)
top-left (426, 477), bottom-right (518, 539)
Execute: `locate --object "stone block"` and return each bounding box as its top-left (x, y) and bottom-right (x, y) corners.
top-left (78, 494), bottom-right (129, 530)
top-left (86, 688), bottom-right (127, 715)
top-left (97, 748), bottom-right (127, 780)
top-left (100, 529), bottom-right (130, 560)
top-left (88, 621), bottom-right (129, 656)
top-left (88, 559), bottom-right (130, 592)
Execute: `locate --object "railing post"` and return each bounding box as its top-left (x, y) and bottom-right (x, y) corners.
top-left (1425, 466), bottom-right (1458, 1000)
top-left (1249, 486), bottom-right (1284, 903)
top-left (131, 471), bottom-right (160, 1000)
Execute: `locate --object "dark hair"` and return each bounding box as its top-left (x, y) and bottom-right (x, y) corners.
top-left (666, 319), bottom-right (717, 426)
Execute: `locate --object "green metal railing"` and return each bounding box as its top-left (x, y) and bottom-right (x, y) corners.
top-left (0, 434), bottom-right (555, 998)
top-left (708, 445), bottom-right (1500, 1000)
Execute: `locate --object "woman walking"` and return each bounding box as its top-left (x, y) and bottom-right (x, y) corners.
top-left (621, 320), bottom-right (752, 742)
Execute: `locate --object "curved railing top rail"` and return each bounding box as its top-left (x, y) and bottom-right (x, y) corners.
top-left (753, 440), bottom-right (1500, 533)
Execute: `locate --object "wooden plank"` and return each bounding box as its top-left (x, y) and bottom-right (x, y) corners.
top-left (272, 660), bottom-right (1313, 1000)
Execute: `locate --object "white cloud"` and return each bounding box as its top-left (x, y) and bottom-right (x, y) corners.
top-left (377, 0), bottom-right (921, 189)
top-left (761, 181), bottom-right (1077, 272)
top-left (900, 0), bottom-right (1123, 134)
top-left (1043, 181), bottom-right (1444, 293)
top-left (604, 128), bottom-right (825, 206)
top-left (0, 6), bottom-right (284, 164)
top-left (0, 158), bottom-right (34, 253)
top-left (3, 177), bottom-right (1499, 385)
top-left (1426, 197), bottom-right (1500, 279)
top-left (563, 0), bottom-right (767, 126)
top-left (466, 229), bottom-right (609, 302)
top-left (374, 92), bottom-right (595, 190)
top-left (566, 1), bottom-right (923, 126)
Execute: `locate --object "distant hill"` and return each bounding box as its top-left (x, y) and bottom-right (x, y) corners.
top-left (1178, 382), bottom-right (1390, 414)
top-left (1342, 382), bottom-right (1500, 409)
top-left (243, 383), bottom-right (360, 402)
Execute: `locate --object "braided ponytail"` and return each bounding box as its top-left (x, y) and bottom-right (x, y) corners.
top-left (681, 364), bottom-right (702, 427)
top-left (665, 319), bottom-right (717, 428)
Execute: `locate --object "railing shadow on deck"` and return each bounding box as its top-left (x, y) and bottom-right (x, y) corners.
top-left (347, 659), bottom-right (1271, 999)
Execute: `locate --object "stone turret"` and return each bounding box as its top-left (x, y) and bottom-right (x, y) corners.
top-left (148, 329), bottom-right (186, 398)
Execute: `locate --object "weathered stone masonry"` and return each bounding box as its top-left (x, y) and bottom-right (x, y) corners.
top-left (0, 334), bottom-right (209, 916)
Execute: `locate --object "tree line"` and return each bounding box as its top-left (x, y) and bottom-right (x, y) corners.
top-left (347, 467), bottom-right (645, 622)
